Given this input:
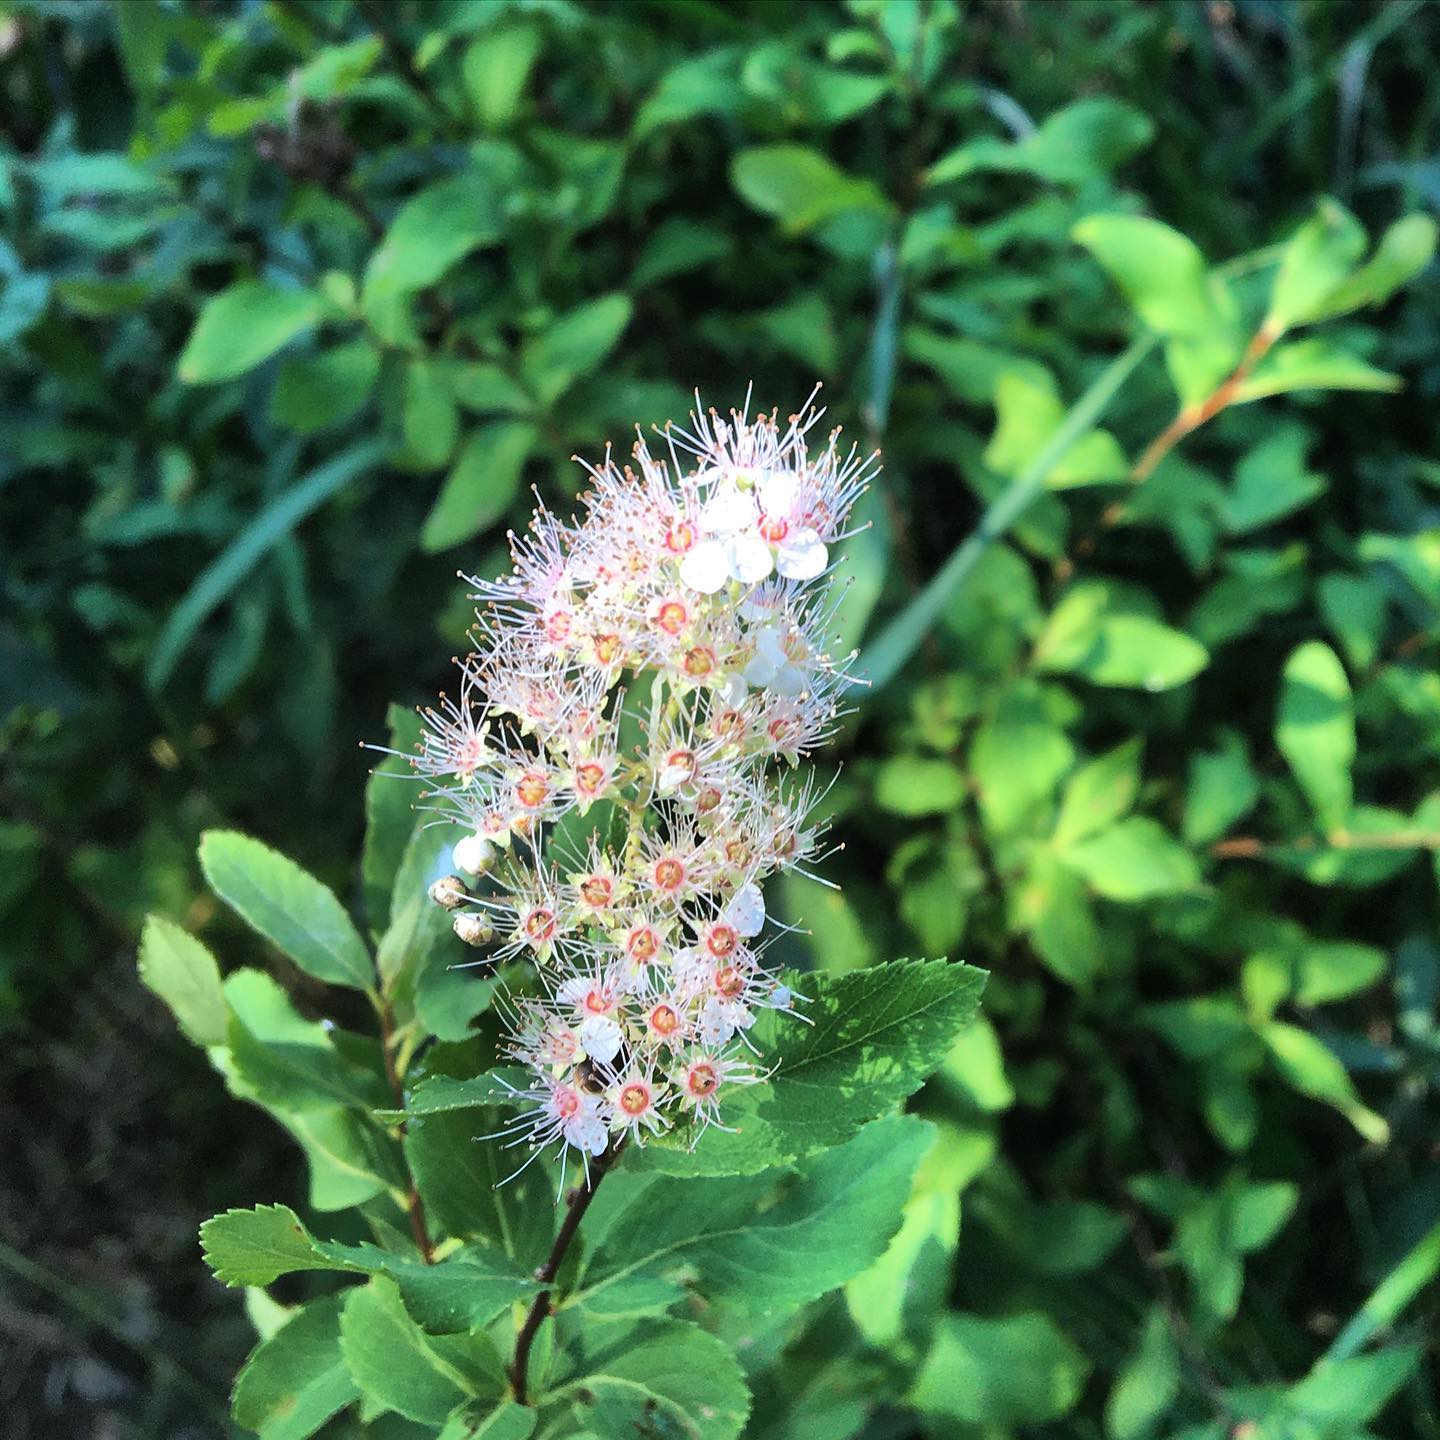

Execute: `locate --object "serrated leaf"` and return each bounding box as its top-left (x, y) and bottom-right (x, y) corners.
top-left (539, 1319), bottom-right (750, 1440)
top-left (232, 1294), bottom-right (359, 1440)
top-left (138, 914), bottom-right (228, 1046)
top-left (637, 960), bottom-right (984, 1175)
top-left (577, 1115), bottom-right (931, 1317)
top-left (200, 830), bottom-right (372, 989)
top-left (202, 1203), bottom-right (533, 1330)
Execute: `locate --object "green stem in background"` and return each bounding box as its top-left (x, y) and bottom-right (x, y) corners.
top-left (1321, 1216), bottom-right (1440, 1365)
top-left (371, 986), bottom-right (436, 1264)
top-left (857, 330), bottom-right (1159, 692)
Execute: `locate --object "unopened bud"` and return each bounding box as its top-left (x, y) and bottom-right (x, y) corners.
top-left (453, 832), bottom-right (496, 876)
top-left (452, 911), bottom-right (494, 947)
top-left (429, 874), bottom-right (470, 911)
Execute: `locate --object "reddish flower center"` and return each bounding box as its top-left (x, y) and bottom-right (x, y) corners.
top-left (683, 646), bottom-right (714, 677)
top-left (649, 1004), bottom-right (679, 1037)
top-left (525, 908), bottom-right (556, 942)
top-left (687, 1064), bottom-right (718, 1097)
top-left (759, 514), bottom-right (789, 543)
top-left (580, 876), bottom-right (612, 908)
top-left (654, 601), bottom-right (688, 636)
top-left (574, 761), bottom-right (606, 796)
top-left (714, 965), bottom-right (745, 999)
top-left (628, 928), bottom-right (659, 961)
top-left (654, 858), bottom-right (685, 891)
top-left (619, 1083), bottom-right (650, 1116)
top-left (665, 520), bottom-right (695, 554)
top-left (706, 924), bottom-right (738, 958)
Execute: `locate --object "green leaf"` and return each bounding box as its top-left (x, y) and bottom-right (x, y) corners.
top-left (1275, 641), bottom-right (1354, 830)
top-left (1014, 851), bottom-right (1104, 990)
top-left (271, 342), bottom-right (380, 435)
top-left (1072, 214), bottom-right (1223, 337)
top-left (579, 1115), bottom-right (932, 1316)
top-left (633, 49), bottom-right (743, 140)
top-left (403, 358), bottom-right (460, 470)
top-left (1309, 214), bottom-right (1437, 321)
top-left (462, 23), bottom-right (541, 129)
top-left (970, 686), bottom-right (1075, 838)
top-left (1317, 572), bottom-right (1387, 671)
top-left (911, 1312), bottom-right (1089, 1425)
top-left (363, 704), bottom-right (423, 935)
top-left (145, 440), bottom-right (385, 691)
top-left (874, 755), bottom-right (967, 816)
top-left (178, 282), bottom-right (320, 384)
top-left (201, 1203), bottom-right (357, 1287)
top-left (1222, 425), bottom-right (1326, 534)
top-left (929, 98), bottom-right (1152, 186)
top-left (200, 830), bottom-right (372, 989)
top-left (1261, 1021), bottom-right (1388, 1142)
top-left (1054, 739), bottom-right (1143, 848)
top-left (421, 421), bottom-right (537, 552)
top-left (637, 960), bottom-right (985, 1175)
top-left (339, 1278), bottom-right (500, 1425)
top-left (1035, 586), bottom-right (1209, 690)
top-left (1232, 338), bottom-right (1401, 403)
top-left (1286, 1346), bottom-right (1423, 1426)
top-left (232, 1294), bottom-right (359, 1440)
top-left (1105, 1309), bottom-right (1180, 1440)
top-left (1060, 818), bottom-right (1201, 900)
top-left (201, 1203), bottom-right (533, 1330)
top-left (366, 172), bottom-right (504, 299)
top-left (520, 295), bottom-right (631, 407)
top-left (223, 968), bottom-right (388, 1112)
top-left (731, 145), bottom-right (889, 235)
top-left (138, 914), bottom-right (228, 1046)
top-left (438, 1403), bottom-right (536, 1440)
top-left (540, 1319), bottom-right (750, 1440)
top-left (986, 369), bottom-right (1128, 489)
top-left (1265, 199), bottom-right (1368, 333)
top-left (1183, 731), bottom-right (1259, 845)
top-left (405, 1108), bottom-right (554, 1267)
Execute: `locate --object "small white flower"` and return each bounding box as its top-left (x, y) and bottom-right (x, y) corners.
top-left (579, 1013), bottom-right (623, 1066)
top-left (726, 883), bottom-right (766, 938)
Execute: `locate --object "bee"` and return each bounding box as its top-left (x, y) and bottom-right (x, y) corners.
top-left (574, 1058), bottom-right (607, 1095)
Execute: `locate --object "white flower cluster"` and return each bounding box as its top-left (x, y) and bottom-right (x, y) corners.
top-left (399, 390), bottom-right (874, 1173)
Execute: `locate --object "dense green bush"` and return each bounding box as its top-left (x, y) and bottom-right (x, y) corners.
top-left (5, 0), bottom-right (1440, 1436)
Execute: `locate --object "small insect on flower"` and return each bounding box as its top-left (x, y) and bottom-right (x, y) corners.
top-left (380, 387), bottom-right (873, 1183)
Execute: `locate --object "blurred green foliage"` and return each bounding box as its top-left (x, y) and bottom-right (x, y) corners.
top-left (5, 0), bottom-right (1440, 1436)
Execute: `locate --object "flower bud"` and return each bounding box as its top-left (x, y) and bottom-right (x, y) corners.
top-left (454, 831), bottom-right (496, 876)
top-left (453, 911), bottom-right (495, 947)
top-left (429, 874), bottom-right (470, 910)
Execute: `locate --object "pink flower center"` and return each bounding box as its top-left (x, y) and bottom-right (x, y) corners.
top-left (580, 876), bottom-right (612, 908)
top-left (687, 1064), bottom-right (718, 1097)
top-left (628, 928), bottom-right (659, 961)
top-left (654, 858), bottom-right (685, 891)
top-left (654, 601), bottom-right (688, 637)
top-left (759, 514), bottom-right (789, 543)
top-left (665, 520), bottom-right (695, 554)
top-left (574, 761), bottom-right (606, 796)
top-left (706, 924), bottom-right (738, 958)
top-left (683, 646), bottom-right (714, 677)
top-left (649, 1004), bottom-right (679, 1037)
top-left (515, 770), bottom-right (550, 808)
top-left (525, 908), bottom-right (556, 942)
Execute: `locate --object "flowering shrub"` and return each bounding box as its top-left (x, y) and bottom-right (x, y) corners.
top-left (9, 3), bottom-right (1440, 1438)
top-left (139, 393), bottom-right (983, 1433)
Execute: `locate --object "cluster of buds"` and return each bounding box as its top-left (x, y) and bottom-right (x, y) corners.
top-left (397, 389), bottom-right (875, 1174)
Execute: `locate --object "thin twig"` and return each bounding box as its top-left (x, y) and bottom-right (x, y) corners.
top-left (508, 1137), bottom-right (627, 1404)
top-left (1212, 829), bottom-right (1440, 859)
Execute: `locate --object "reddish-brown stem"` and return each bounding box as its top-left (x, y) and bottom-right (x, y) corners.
top-left (378, 1000), bottom-right (436, 1265)
top-left (1056, 323), bottom-right (1280, 582)
top-left (1129, 324), bottom-right (1278, 484)
top-left (508, 1137), bottom-right (627, 1405)
top-left (1212, 830), bottom-right (1440, 859)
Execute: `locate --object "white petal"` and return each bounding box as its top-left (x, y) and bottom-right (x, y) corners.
top-left (769, 661), bottom-right (809, 698)
top-left (702, 485), bottom-right (757, 533)
top-left (726, 883), bottom-right (766, 937)
top-left (755, 624), bottom-right (788, 668)
top-left (679, 540), bottom-right (729, 593)
top-left (717, 671), bottom-right (749, 707)
top-left (755, 469), bottom-right (799, 515)
top-left (726, 533), bottom-right (774, 584)
top-left (579, 1015), bottom-right (623, 1065)
top-left (775, 531), bottom-right (828, 581)
top-left (743, 651), bottom-right (780, 687)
